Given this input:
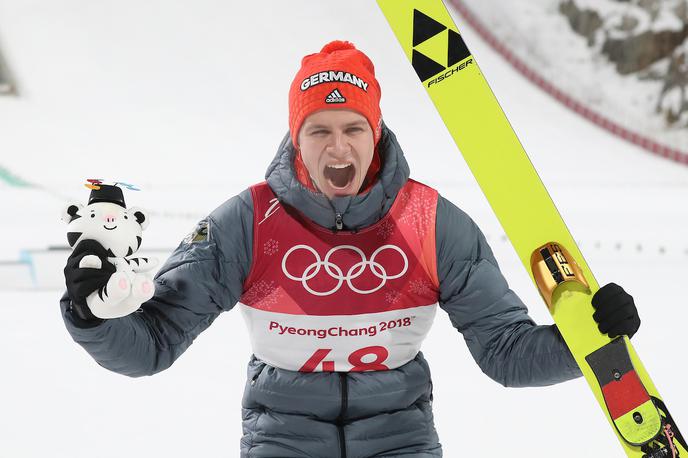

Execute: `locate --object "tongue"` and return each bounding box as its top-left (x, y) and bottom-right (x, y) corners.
top-left (324, 165), bottom-right (354, 189)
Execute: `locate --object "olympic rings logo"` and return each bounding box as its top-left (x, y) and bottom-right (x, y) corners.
top-left (282, 244), bottom-right (409, 296)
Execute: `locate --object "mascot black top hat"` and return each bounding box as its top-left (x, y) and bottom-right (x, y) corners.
top-left (88, 184), bottom-right (126, 208)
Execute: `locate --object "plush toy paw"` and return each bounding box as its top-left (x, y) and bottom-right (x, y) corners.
top-left (109, 271), bottom-right (132, 301)
top-left (131, 275), bottom-right (155, 302)
top-left (85, 271), bottom-right (132, 318)
top-left (79, 254), bottom-right (103, 269)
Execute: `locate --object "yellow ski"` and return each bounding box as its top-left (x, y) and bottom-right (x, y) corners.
top-left (377, 1), bottom-right (686, 456)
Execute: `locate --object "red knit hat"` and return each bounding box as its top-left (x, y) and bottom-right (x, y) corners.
top-left (289, 40), bottom-right (382, 147)
top-left (289, 40), bottom-right (383, 192)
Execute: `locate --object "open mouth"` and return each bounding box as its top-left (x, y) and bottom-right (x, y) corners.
top-left (323, 163), bottom-right (355, 189)
top-left (103, 225), bottom-right (117, 231)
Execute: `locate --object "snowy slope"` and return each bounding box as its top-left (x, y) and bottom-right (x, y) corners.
top-left (457, 0), bottom-right (688, 157)
top-left (0, 1), bottom-right (687, 457)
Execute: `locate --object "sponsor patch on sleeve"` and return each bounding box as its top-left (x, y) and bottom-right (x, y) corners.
top-left (183, 219), bottom-right (210, 244)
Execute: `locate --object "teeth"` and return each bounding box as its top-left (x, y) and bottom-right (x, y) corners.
top-left (326, 163), bottom-right (352, 169)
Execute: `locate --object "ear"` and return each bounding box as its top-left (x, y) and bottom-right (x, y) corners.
top-left (129, 207), bottom-right (149, 230)
top-left (61, 203), bottom-right (83, 224)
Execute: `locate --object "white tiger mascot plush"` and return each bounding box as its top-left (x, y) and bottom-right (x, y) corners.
top-left (61, 184), bottom-right (158, 319)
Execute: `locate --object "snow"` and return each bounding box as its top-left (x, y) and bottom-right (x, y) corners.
top-left (0, 1), bottom-right (687, 457)
top-left (569, 0), bottom-right (685, 33)
top-left (463, 0), bottom-right (688, 148)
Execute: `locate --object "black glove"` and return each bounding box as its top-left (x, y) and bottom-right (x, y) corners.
top-left (64, 239), bottom-right (116, 324)
top-left (591, 282), bottom-right (641, 339)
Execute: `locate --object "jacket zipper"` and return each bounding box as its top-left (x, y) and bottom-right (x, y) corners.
top-left (335, 212), bottom-right (343, 231)
top-left (336, 372), bottom-right (348, 457)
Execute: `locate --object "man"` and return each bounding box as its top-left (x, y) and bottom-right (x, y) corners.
top-left (62, 41), bottom-right (640, 457)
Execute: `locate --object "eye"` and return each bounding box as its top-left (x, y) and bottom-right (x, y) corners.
top-left (90, 214), bottom-right (95, 218)
top-left (124, 215), bottom-right (128, 220)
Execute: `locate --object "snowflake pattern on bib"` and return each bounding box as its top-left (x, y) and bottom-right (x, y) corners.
top-left (263, 239), bottom-right (280, 256)
top-left (376, 219), bottom-right (395, 240)
top-left (409, 278), bottom-right (433, 296)
top-left (398, 186), bottom-right (435, 238)
top-left (241, 280), bottom-right (281, 310)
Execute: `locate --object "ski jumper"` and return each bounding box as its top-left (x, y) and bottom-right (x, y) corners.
top-left (60, 126), bottom-right (582, 458)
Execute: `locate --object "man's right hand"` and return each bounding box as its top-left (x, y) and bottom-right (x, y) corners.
top-left (64, 239), bottom-right (116, 322)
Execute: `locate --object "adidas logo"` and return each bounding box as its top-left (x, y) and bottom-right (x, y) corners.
top-left (325, 89), bottom-right (346, 104)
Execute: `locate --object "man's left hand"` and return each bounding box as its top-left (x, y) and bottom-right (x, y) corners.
top-left (591, 283), bottom-right (641, 339)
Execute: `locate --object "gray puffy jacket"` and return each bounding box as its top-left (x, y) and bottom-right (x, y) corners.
top-left (60, 124), bottom-right (581, 457)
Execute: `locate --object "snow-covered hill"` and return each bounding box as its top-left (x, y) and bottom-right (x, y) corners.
top-left (458, 0), bottom-right (688, 157)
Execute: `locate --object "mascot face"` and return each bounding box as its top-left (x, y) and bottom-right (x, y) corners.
top-left (62, 201), bottom-right (149, 258)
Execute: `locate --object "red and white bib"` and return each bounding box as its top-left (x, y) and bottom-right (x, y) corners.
top-left (239, 180), bottom-right (440, 372)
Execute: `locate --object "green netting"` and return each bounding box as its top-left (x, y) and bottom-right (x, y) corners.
top-left (0, 165), bottom-right (33, 187)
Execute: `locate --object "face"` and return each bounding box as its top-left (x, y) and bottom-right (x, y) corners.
top-left (297, 109), bottom-right (375, 199)
top-left (63, 202), bottom-right (148, 258)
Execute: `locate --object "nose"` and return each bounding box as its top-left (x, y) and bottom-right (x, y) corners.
top-left (329, 132), bottom-right (350, 156)
top-left (103, 214), bottom-right (117, 223)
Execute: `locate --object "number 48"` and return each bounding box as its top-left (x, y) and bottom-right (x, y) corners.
top-left (299, 346), bottom-right (389, 372)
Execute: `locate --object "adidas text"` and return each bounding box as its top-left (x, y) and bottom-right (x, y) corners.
top-left (325, 89), bottom-right (346, 104)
